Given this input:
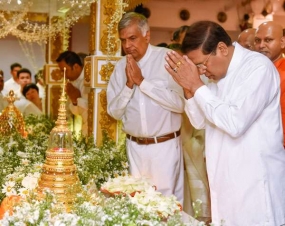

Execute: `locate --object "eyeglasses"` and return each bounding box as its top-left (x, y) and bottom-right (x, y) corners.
top-left (196, 51), bottom-right (214, 69)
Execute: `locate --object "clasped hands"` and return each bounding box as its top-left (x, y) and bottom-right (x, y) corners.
top-left (165, 51), bottom-right (204, 99)
top-left (66, 82), bottom-right (81, 105)
top-left (125, 54), bottom-right (144, 89)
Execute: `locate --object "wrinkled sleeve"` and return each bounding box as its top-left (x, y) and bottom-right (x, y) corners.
top-left (187, 65), bottom-right (280, 138)
top-left (139, 79), bottom-right (184, 113)
top-left (107, 67), bottom-right (135, 120)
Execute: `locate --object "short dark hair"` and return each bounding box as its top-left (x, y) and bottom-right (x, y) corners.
top-left (181, 21), bottom-right (232, 55)
top-left (0, 69), bottom-right (3, 76)
top-left (17, 68), bottom-right (32, 78)
top-left (22, 83), bottom-right (39, 97)
top-left (56, 51), bottom-right (83, 67)
top-left (10, 63), bottom-right (22, 71)
top-left (172, 25), bottom-right (189, 42)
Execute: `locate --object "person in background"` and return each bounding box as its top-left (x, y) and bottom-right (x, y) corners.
top-left (14, 68), bottom-right (42, 116)
top-left (255, 21), bottom-right (285, 147)
top-left (0, 71), bottom-right (7, 112)
top-left (22, 83), bottom-right (42, 111)
top-left (56, 51), bottom-right (89, 136)
top-left (237, 28), bottom-right (256, 50)
top-left (170, 25), bottom-right (189, 45)
top-left (167, 43), bottom-right (211, 221)
top-left (107, 12), bottom-right (185, 205)
top-left (165, 20), bottom-right (285, 225)
top-left (3, 63), bottom-right (22, 95)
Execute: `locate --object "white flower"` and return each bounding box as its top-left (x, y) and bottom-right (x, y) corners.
top-left (18, 187), bottom-right (29, 198)
top-left (17, 151), bottom-right (28, 158)
top-left (2, 181), bottom-right (17, 196)
top-left (22, 175), bottom-right (39, 190)
top-left (21, 158), bottom-right (30, 166)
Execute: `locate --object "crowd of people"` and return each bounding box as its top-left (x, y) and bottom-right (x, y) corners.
top-left (1, 11), bottom-right (285, 225)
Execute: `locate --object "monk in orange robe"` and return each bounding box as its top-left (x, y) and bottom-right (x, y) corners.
top-left (255, 21), bottom-right (285, 147)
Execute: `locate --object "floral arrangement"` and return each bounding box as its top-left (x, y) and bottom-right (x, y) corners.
top-left (0, 115), bottom-right (203, 225)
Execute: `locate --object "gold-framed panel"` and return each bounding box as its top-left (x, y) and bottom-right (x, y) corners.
top-left (45, 64), bottom-right (63, 84)
top-left (91, 56), bottom-right (121, 88)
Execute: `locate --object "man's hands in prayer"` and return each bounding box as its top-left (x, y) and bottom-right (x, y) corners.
top-left (66, 82), bottom-right (81, 105)
top-left (165, 51), bottom-right (204, 99)
top-left (125, 54), bottom-right (144, 89)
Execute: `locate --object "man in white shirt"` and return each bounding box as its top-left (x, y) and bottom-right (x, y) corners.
top-left (14, 68), bottom-right (42, 116)
top-left (107, 12), bottom-right (185, 205)
top-left (0, 72), bottom-right (7, 113)
top-left (3, 63), bottom-right (21, 95)
top-left (56, 51), bottom-right (89, 136)
top-left (165, 21), bottom-right (285, 225)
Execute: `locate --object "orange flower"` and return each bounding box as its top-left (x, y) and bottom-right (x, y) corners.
top-left (0, 195), bottom-right (22, 219)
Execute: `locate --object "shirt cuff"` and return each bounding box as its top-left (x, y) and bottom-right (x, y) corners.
top-left (193, 85), bottom-right (212, 112)
top-left (122, 85), bottom-right (135, 99)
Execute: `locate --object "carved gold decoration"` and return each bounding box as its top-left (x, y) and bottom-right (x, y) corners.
top-left (0, 91), bottom-right (26, 137)
top-left (84, 57), bottom-right (91, 85)
top-left (98, 90), bottom-right (117, 144)
top-left (51, 68), bottom-right (63, 82)
top-left (88, 89), bottom-right (95, 136)
top-left (89, 2), bottom-right (97, 55)
top-left (49, 17), bottom-right (64, 63)
top-left (99, 62), bottom-right (115, 82)
top-left (100, 0), bottom-right (119, 55)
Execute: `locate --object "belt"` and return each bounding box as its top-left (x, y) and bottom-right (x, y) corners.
top-left (126, 130), bottom-right (180, 145)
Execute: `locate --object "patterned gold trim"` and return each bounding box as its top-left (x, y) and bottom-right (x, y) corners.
top-left (84, 57), bottom-right (91, 87)
top-left (97, 90), bottom-right (117, 145)
top-left (89, 2), bottom-right (97, 55)
top-left (88, 89), bottom-right (95, 137)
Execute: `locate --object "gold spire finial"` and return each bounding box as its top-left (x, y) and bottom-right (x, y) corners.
top-left (53, 67), bottom-right (68, 132)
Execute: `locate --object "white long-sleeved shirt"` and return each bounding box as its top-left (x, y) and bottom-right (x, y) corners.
top-left (69, 69), bottom-right (89, 136)
top-left (185, 43), bottom-right (285, 225)
top-left (107, 44), bottom-right (184, 137)
top-left (3, 78), bottom-right (20, 95)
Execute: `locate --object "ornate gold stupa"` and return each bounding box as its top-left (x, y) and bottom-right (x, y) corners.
top-left (37, 68), bottom-right (81, 210)
top-left (0, 90), bottom-right (26, 137)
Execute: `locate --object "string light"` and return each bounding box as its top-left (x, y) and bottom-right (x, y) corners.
top-left (0, 0), bottom-right (98, 43)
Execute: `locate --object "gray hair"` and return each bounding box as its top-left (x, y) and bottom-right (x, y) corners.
top-left (118, 12), bottom-right (149, 37)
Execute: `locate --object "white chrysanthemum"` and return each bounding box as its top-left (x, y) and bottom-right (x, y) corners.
top-left (19, 187), bottom-right (29, 198)
top-left (2, 181), bottom-right (17, 196)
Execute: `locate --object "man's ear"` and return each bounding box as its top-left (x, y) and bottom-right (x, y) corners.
top-left (281, 36), bottom-right (285, 49)
top-left (217, 42), bottom-right (229, 56)
top-left (145, 30), bottom-right (150, 43)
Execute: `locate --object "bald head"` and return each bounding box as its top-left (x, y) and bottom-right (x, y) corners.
top-left (238, 28), bottom-right (256, 50)
top-left (255, 21), bottom-right (285, 62)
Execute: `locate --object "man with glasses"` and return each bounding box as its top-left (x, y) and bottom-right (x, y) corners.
top-left (165, 21), bottom-right (285, 225)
